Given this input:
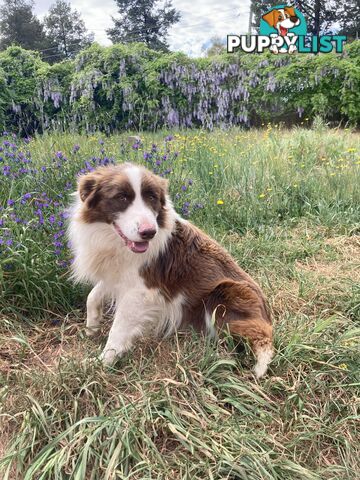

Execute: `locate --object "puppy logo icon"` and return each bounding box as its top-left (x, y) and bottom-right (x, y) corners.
top-left (260, 5), bottom-right (307, 53)
top-left (227, 4), bottom-right (346, 54)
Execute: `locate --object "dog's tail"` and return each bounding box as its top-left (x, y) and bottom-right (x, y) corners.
top-left (206, 279), bottom-right (274, 378)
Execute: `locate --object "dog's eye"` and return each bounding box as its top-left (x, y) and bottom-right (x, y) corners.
top-left (115, 193), bottom-right (128, 202)
top-left (144, 191), bottom-right (157, 201)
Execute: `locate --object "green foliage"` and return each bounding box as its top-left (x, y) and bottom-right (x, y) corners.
top-left (0, 128), bottom-right (359, 317)
top-left (0, 128), bottom-right (359, 478)
top-left (107, 0), bottom-right (181, 51)
top-left (338, 0), bottom-right (360, 39)
top-left (295, 0), bottom-right (338, 35)
top-left (0, 41), bottom-right (359, 133)
top-left (0, 66), bottom-right (8, 128)
top-left (43, 0), bottom-right (94, 63)
top-left (0, 46), bottom-right (45, 134)
top-left (0, 0), bottom-right (49, 51)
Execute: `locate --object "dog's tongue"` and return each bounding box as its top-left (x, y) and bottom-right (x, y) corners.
top-left (129, 241), bottom-right (149, 253)
top-left (280, 26), bottom-right (287, 36)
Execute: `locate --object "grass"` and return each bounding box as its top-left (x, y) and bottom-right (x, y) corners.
top-left (0, 125), bottom-right (359, 479)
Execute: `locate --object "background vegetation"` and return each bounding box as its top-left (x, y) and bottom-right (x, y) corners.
top-left (0, 126), bottom-right (359, 478)
top-left (0, 40), bottom-right (359, 136)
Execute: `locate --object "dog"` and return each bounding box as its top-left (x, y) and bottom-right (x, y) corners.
top-left (68, 163), bottom-right (273, 378)
top-left (262, 6), bottom-right (300, 54)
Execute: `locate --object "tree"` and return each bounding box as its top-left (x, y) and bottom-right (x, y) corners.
top-left (338, 0), bottom-right (360, 39)
top-left (107, 0), bottom-right (180, 52)
top-left (293, 0), bottom-right (338, 35)
top-left (0, 0), bottom-right (48, 51)
top-left (202, 36), bottom-right (226, 56)
top-left (43, 0), bottom-right (94, 63)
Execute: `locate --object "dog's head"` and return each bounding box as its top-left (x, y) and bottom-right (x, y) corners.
top-left (77, 163), bottom-right (168, 253)
top-left (262, 6), bottom-right (300, 34)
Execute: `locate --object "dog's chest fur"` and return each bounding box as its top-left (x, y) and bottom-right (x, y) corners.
top-left (69, 197), bottom-right (186, 334)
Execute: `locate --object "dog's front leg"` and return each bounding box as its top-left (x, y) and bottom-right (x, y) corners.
top-left (86, 282), bottom-right (105, 336)
top-left (99, 288), bottom-right (158, 365)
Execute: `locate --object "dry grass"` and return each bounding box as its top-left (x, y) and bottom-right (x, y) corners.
top-left (1, 225), bottom-right (359, 479)
top-left (1, 128), bottom-right (359, 479)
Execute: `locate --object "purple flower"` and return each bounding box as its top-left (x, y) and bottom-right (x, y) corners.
top-left (41, 166), bottom-right (47, 172)
top-left (73, 144), bottom-right (80, 153)
top-left (7, 199), bottom-right (15, 206)
top-left (21, 193), bottom-right (31, 204)
top-left (6, 239), bottom-right (13, 246)
top-left (49, 215), bottom-right (55, 224)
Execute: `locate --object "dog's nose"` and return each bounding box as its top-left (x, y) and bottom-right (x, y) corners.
top-left (139, 227), bottom-right (157, 240)
top-left (290, 16), bottom-right (298, 22)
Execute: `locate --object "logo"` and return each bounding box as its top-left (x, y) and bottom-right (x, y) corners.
top-left (227, 5), bottom-right (346, 54)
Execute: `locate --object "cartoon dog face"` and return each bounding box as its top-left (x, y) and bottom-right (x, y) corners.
top-left (262, 6), bottom-right (300, 36)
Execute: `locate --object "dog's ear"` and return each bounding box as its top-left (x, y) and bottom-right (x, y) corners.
top-left (78, 174), bottom-right (98, 203)
top-left (262, 9), bottom-right (278, 27)
top-left (159, 177), bottom-right (168, 206)
top-left (284, 6), bottom-right (296, 17)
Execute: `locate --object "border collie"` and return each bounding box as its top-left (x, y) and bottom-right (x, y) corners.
top-left (68, 163), bottom-right (273, 378)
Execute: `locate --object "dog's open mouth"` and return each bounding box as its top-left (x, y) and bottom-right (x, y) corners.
top-left (113, 223), bottom-right (149, 253)
top-left (280, 26), bottom-right (288, 36)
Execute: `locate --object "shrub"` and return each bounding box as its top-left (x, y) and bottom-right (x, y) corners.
top-left (0, 41), bottom-right (359, 133)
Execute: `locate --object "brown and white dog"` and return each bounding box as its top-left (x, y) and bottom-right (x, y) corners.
top-left (68, 163), bottom-right (273, 378)
top-left (262, 6), bottom-right (300, 54)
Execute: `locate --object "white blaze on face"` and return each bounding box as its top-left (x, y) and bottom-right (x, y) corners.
top-left (114, 166), bottom-right (158, 243)
top-left (277, 9), bottom-right (300, 29)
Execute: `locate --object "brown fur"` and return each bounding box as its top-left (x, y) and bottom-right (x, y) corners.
top-left (262, 6), bottom-right (298, 28)
top-left (141, 220), bottom-right (272, 354)
top-left (75, 164), bottom-right (273, 373)
top-left (78, 166), bottom-right (168, 227)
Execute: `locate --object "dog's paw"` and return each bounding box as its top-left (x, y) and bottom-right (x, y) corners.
top-left (85, 326), bottom-right (101, 337)
top-left (98, 347), bottom-right (119, 366)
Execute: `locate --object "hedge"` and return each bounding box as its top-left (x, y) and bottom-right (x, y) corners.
top-left (0, 41), bottom-right (359, 134)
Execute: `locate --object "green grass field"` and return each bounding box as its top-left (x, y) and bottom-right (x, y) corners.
top-left (0, 125), bottom-right (359, 479)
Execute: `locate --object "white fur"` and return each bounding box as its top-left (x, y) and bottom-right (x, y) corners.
top-left (276, 9), bottom-right (300, 33)
top-left (68, 165), bottom-right (182, 363)
top-left (69, 165), bottom-right (273, 375)
top-left (116, 166), bottom-right (158, 242)
top-left (204, 311), bottom-right (217, 339)
top-left (254, 346), bottom-right (274, 379)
